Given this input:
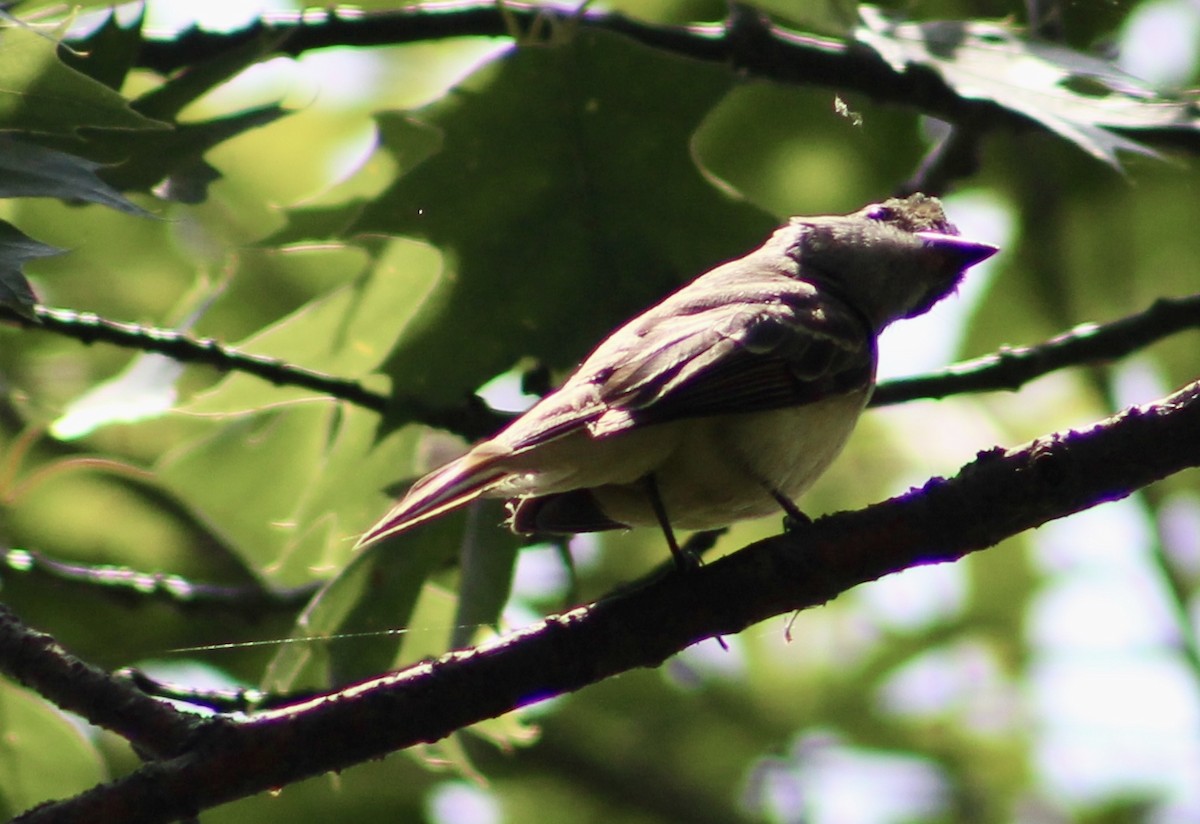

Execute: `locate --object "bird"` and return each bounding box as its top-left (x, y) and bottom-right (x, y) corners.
top-left (357, 194), bottom-right (998, 567)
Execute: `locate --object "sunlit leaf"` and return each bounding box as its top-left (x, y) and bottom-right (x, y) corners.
top-left (182, 238), bottom-right (439, 416)
top-left (50, 353), bottom-right (183, 440)
top-left (159, 401), bottom-right (429, 595)
top-left (0, 682), bottom-right (107, 818)
top-left (0, 19), bottom-right (165, 135)
top-left (856, 7), bottom-right (1199, 167)
top-left (156, 406), bottom-right (336, 575)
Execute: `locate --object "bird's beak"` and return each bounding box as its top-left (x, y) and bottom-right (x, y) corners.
top-left (916, 231), bottom-right (1000, 268)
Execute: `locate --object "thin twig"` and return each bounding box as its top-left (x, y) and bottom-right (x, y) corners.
top-left (118, 667), bottom-right (320, 714)
top-left (8, 292), bottom-right (1200, 431)
top-left (896, 120), bottom-right (986, 198)
top-left (871, 294), bottom-right (1200, 406)
top-left (1, 549), bottom-right (317, 617)
top-left (2, 304), bottom-right (510, 439)
top-left (5, 304), bottom-right (388, 412)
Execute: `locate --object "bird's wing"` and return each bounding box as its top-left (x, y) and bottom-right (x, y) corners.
top-left (502, 275), bottom-right (874, 449)
top-left (357, 277), bottom-right (873, 546)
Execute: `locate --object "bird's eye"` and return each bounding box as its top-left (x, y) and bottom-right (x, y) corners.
top-left (865, 204), bottom-right (896, 221)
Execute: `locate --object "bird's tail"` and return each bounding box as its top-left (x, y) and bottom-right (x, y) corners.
top-left (355, 455), bottom-right (508, 548)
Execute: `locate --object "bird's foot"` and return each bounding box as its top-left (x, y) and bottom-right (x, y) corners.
top-left (771, 490), bottom-right (811, 532)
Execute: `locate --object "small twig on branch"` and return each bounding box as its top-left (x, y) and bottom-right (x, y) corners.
top-left (118, 668), bottom-right (321, 714)
top-left (15, 377), bottom-right (1200, 824)
top-left (871, 294), bottom-right (1200, 406)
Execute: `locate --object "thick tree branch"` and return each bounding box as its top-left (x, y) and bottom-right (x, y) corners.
top-left (0, 605), bottom-right (203, 760)
top-left (16, 378), bottom-right (1200, 824)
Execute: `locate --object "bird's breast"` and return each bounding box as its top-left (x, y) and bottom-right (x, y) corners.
top-left (594, 389), bottom-right (871, 530)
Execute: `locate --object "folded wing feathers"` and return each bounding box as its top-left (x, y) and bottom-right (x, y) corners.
top-left (359, 279), bottom-right (866, 545)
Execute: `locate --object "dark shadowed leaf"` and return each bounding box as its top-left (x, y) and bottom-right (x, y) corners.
top-left (451, 499), bottom-right (521, 650)
top-left (0, 220), bottom-right (58, 317)
top-left (0, 136), bottom-right (152, 216)
top-left (56, 7), bottom-right (145, 91)
top-left (85, 105), bottom-right (291, 202)
top-left (261, 513), bottom-right (462, 692)
top-left (346, 30), bottom-right (774, 417)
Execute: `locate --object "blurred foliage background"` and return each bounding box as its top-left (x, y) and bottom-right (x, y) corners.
top-left (1, 0), bottom-right (1199, 821)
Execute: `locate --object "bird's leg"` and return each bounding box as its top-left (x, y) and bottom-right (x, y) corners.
top-left (770, 488), bottom-right (811, 532)
top-left (645, 474), bottom-right (697, 571)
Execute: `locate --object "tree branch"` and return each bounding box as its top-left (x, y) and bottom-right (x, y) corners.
top-left (0, 304), bottom-right (509, 438)
top-left (3, 305), bottom-right (388, 412)
top-left (896, 120), bottom-right (986, 198)
top-left (99, 2), bottom-right (1199, 153)
top-left (0, 604), bottom-right (205, 760)
top-left (16, 377), bottom-right (1200, 823)
top-left (871, 294), bottom-right (1200, 406)
top-left (1, 549), bottom-right (317, 618)
top-left (7, 290), bottom-right (1200, 436)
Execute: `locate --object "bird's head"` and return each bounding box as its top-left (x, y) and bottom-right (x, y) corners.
top-left (777, 194), bottom-right (998, 329)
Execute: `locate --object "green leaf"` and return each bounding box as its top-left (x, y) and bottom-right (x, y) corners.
top-left (0, 681), bottom-right (107, 818)
top-left (451, 499), bottom-right (521, 649)
top-left (4, 2), bottom-right (126, 17)
top-left (0, 219), bottom-right (59, 317)
top-left (159, 400), bottom-right (430, 593)
top-left (0, 136), bottom-right (153, 216)
top-left (754, 0), bottom-right (859, 37)
top-left (88, 104), bottom-right (291, 203)
top-left (0, 19), bottom-right (165, 136)
top-left (130, 24), bottom-right (290, 122)
top-left (49, 353), bottom-right (183, 440)
top-left (182, 238), bottom-right (438, 416)
top-left (156, 406), bottom-right (336, 577)
top-left (56, 7), bottom-right (145, 91)
top-left (856, 8), bottom-right (1199, 168)
top-left (346, 30), bottom-right (774, 414)
top-left (261, 516), bottom-right (463, 692)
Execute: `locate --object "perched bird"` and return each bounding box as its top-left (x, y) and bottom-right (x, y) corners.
top-left (358, 194), bottom-right (997, 566)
